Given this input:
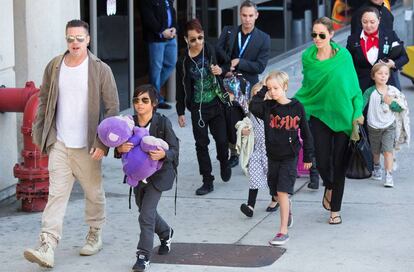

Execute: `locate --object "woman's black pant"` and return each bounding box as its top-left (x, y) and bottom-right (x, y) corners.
top-left (310, 116), bottom-right (349, 212)
top-left (191, 104), bottom-right (228, 182)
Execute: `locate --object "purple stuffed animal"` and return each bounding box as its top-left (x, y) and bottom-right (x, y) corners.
top-left (97, 115), bottom-right (169, 186)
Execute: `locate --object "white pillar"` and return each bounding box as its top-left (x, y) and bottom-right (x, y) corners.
top-left (0, 0), bottom-right (18, 200)
top-left (15, 0), bottom-right (80, 87)
top-left (0, 0), bottom-right (80, 201)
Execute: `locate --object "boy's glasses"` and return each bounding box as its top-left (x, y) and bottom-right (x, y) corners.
top-left (132, 97), bottom-right (151, 104)
top-left (66, 35), bottom-right (87, 43)
top-left (189, 35), bottom-right (204, 44)
top-left (311, 32), bottom-right (327, 39)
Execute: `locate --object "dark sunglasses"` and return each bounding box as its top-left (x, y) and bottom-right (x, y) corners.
top-left (188, 35), bottom-right (204, 44)
top-left (132, 97), bottom-right (151, 104)
top-left (311, 32), bottom-right (327, 39)
top-left (66, 35), bottom-right (87, 43)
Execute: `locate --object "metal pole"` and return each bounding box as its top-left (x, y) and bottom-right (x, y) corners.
top-left (129, 0), bottom-right (134, 103)
top-left (90, 0), bottom-right (98, 55)
top-left (404, 0), bottom-right (414, 45)
top-left (166, 0), bottom-right (178, 102)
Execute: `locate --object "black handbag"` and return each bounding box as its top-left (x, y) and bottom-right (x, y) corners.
top-left (345, 125), bottom-right (374, 179)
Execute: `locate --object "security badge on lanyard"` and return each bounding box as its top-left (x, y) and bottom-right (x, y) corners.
top-left (383, 37), bottom-right (389, 55)
top-left (238, 32), bottom-right (251, 58)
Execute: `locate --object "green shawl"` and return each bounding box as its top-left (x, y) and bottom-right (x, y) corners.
top-left (294, 42), bottom-right (363, 136)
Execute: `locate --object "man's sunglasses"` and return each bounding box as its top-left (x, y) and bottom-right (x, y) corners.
top-left (132, 97), bottom-right (151, 104)
top-left (188, 35), bottom-right (204, 44)
top-left (66, 35), bottom-right (87, 43)
top-left (311, 32), bottom-right (327, 39)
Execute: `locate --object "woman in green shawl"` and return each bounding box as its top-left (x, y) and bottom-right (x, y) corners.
top-left (295, 17), bottom-right (364, 225)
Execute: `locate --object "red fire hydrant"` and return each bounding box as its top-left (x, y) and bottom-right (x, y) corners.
top-left (0, 81), bottom-right (49, 212)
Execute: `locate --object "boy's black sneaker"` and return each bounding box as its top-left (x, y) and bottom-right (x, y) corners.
top-left (228, 155), bottom-right (239, 168)
top-left (158, 228), bottom-right (174, 255)
top-left (195, 183), bottom-right (214, 195)
top-left (220, 163), bottom-right (232, 182)
top-left (132, 254), bottom-right (150, 272)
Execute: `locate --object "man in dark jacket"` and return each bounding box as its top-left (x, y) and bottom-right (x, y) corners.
top-left (139, 0), bottom-right (177, 109)
top-left (215, 0), bottom-right (270, 168)
top-left (350, 0), bottom-right (394, 34)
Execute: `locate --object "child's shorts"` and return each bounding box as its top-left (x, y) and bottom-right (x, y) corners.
top-left (267, 157), bottom-right (297, 195)
top-left (368, 122), bottom-right (396, 154)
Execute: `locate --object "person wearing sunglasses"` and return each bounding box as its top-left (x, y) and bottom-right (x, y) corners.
top-left (139, 0), bottom-right (178, 110)
top-left (176, 19), bottom-right (232, 196)
top-left (215, 0), bottom-right (271, 169)
top-left (295, 17), bottom-right (364, 225)
top-left (116, 84), bottom-right (179, 272)
top-left (346, 6), bottom-right (408, 93)
top-left (25, 20), bottom-right (119, 268)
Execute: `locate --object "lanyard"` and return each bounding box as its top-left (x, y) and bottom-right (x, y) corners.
top-left (238, 31), bottom-right (251, 58)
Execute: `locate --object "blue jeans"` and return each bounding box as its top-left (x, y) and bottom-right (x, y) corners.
top-left (148, 38), bottom-right (177, 103)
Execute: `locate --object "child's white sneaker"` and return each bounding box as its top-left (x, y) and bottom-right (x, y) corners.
top-left (269, 233), bottom-right (289, 246)
top-left (384, 172), bottom-right (394, 188)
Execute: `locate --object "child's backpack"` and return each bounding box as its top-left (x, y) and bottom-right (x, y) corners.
top-left (155, 114), bottom-right (180, 215)
top-left (157, 114), bottom-right (179, 172)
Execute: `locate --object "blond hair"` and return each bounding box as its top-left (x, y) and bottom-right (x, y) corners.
top-left (264, 71), bottom-right (289, 91)
top-left (371, 62), bottom-right (390, 79)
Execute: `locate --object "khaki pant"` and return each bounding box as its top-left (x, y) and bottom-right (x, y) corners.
top-left (41, 141), bottom-right (106, 240)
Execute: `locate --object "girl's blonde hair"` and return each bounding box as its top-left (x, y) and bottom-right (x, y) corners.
top-left (371, 63), bottom-right (390, 79)
top-left (265, 71), bottom-right (289, 91)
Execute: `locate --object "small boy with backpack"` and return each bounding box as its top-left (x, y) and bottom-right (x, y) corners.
top-left (116, 84), bottom-right (179, 272)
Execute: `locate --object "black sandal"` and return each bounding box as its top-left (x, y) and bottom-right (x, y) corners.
top-left (240, 203), bottom-right (254, 217)
top-left (266, 196), bottom-right (279, 212)
top-left (322, 187), bottom-right (331, 211)
top-left (329, 215), bottom-right (342, 225)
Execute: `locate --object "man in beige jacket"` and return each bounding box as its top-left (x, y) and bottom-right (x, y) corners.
top-left (24, 19), bottom-right (119, 268)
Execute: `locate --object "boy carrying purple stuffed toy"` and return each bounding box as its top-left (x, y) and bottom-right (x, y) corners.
top-left (97, 115), bottom-right (169, 186)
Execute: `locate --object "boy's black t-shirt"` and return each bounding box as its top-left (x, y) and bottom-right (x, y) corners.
top-left (249, 89), bottom-right (314, 162)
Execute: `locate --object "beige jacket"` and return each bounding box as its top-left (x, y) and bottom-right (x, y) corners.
top-left (32, 51), bottom-right (120, 154)
top-left (388, 87), bottom-right (410, 149)
top-left (235, 117), bottom-right (255, 176)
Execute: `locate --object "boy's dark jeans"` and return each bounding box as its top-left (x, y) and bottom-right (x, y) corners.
top-left (191, 105), bottom-right (228, 182)
top-left (134, 183), bottom-right (170, 257)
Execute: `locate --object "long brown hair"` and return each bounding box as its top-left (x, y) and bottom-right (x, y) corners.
top-left (313, 17), bottom-right (334, 33)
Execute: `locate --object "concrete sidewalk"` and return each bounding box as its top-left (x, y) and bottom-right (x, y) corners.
top-left (2, 74), bottom-right (414, 272)
top-left (2, 8), bottom-right (414, 272)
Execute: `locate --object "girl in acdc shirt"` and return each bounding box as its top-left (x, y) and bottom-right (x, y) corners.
top-left (250, 71), bottom-right (314, 246)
